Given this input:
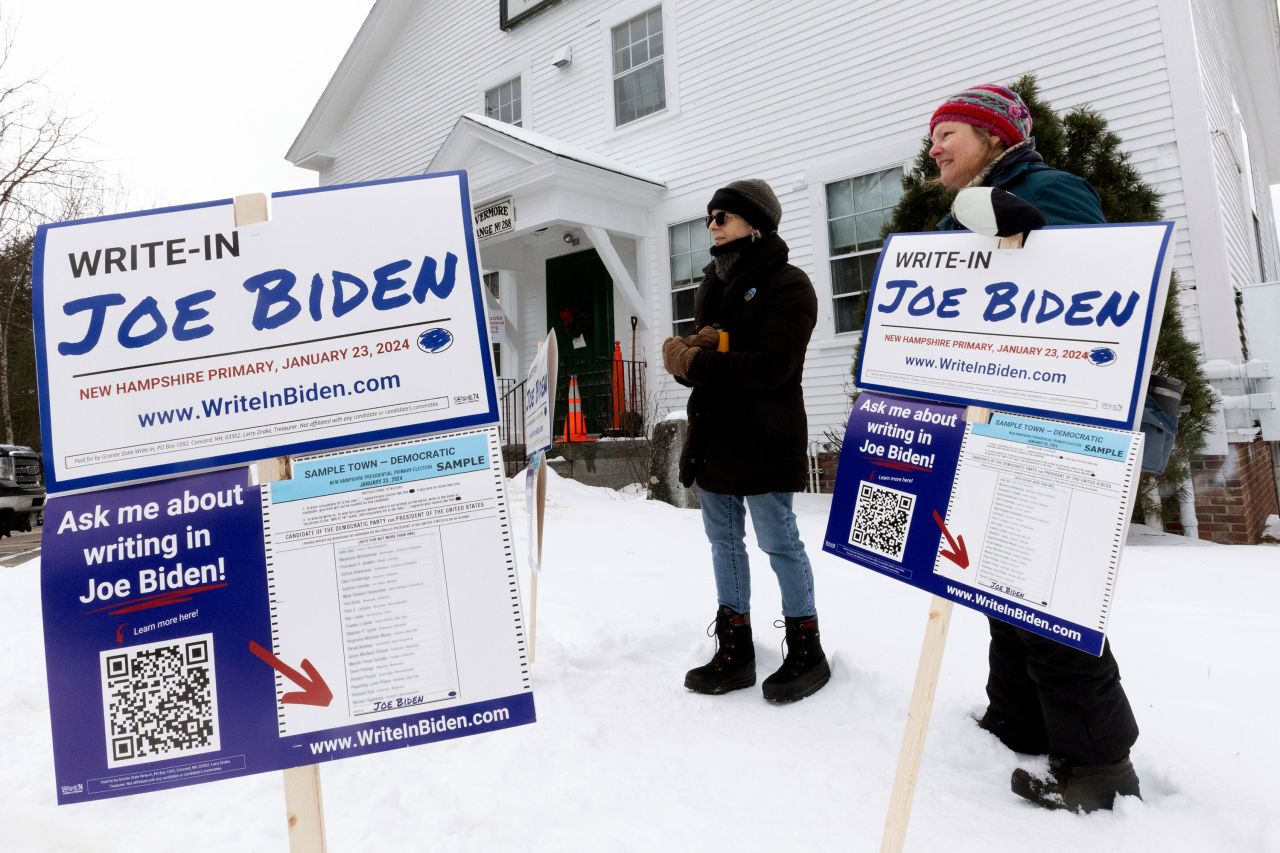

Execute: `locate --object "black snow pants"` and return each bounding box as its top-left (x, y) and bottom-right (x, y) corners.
top-left (983, 618), bottom-right (1138, 765)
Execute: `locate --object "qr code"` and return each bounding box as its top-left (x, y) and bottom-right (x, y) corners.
top-left (849, 481), bottom-right (916, 562)
top-left (100, 634), bottom-right (220, 768)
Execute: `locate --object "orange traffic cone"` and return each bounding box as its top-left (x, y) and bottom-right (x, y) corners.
top-left (610, 341), bottom-right (625, 431)
top-left (563, 375), bottom-right (595, 443)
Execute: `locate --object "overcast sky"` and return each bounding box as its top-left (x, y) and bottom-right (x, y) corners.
top-left (5, 0), bottom-right (372, 211)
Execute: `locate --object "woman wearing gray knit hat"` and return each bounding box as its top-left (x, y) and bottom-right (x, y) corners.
top-left (661, 178), bottom-right (829, 704)
top-left (931, 83), bottom-right (1142, 814)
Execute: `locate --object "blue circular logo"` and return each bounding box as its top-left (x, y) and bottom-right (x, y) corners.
top-left (417, 328), bottom-right (454, 353)
top-left (1087, 346), bottom-right (1116, 366)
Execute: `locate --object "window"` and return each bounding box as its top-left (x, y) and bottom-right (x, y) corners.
top-left (827, 167), bottom-right (904, 334)
top-left (484, 77), bottom-right (522, 127)
top-left (483, 271), bottom-right (503, 376)
top-left (668, 217), bottom-right (711, 337)
top-left (612, 7), bottom-right (665, 126)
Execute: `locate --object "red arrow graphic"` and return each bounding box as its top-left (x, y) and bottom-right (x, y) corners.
top-left (932, 509), bottom-right (970, 569)
top-left (248, 640), bottom-right (333, 707)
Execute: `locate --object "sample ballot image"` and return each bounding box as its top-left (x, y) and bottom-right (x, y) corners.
top-left (933, 413), bottom-right (1141, 640)
top-left (265, 427), bottom-right (527, 736)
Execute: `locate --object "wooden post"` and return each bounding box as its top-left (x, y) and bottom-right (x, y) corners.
top-left (880, 404), bottom-right (991, 853)
top-left (525, 336), bottom-right (556, 665)
top-left (282, 762), bottom-right (326, 853)
top-left (879, 595), bottom-right (953, 853)
top-left (527, 454), bottom-right (547, 662)
top-left (235, 194), bottom-right (328, 853)
top-left (528, 571), bottom-right (539, 663)
top-left (881, 235), bottom-right (1021, 851)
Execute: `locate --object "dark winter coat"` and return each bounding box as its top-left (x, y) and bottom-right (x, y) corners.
top-left (678, 232), bottom-right (818, 494)
top-left (936, 144), bottom-right (1105, 230)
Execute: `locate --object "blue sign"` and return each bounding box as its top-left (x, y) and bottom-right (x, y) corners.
top-left (41, 463), bottom-right (534, 804)
top-left (823, 393), bottom-right (966, 581)
top-left (43, 469), bottom-right (274, 802)
top-left (823, 393), bottom-right (1124, 655)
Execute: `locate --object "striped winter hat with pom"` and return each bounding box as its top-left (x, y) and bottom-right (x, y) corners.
top-left (929, 84), bottom-right (1032, 147)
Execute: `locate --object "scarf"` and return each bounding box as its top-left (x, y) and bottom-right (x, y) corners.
top-left (967, 138), bottom-right (1041, 188)
top-left (708, 234), bottom-right (757, 281)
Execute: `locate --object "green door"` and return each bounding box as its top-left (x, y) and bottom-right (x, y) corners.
top-left (546, 249), bottom-right (614, 436)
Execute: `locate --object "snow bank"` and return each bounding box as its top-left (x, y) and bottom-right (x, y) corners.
top-left (3, 474), bottom-right (1277, 852)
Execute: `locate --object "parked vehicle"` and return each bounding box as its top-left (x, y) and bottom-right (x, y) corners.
top-left (0, 445), bottom-right (44, 537)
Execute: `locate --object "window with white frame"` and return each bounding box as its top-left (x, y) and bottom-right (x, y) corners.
top-left (484, 77), bottom-right (522, 127)
top-left (668, 217), bottom-right (711, 337)
top-left (483, 271), bottom-right (503, 376)
top-left (612, 7), bottom-right (665, 126)
top-left (827, 167), bottom-right (904, 334)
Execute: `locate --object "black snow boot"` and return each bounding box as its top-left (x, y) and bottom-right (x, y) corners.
top-left (1011, 755), bottom-right (1141, 813)
top-left (684, 606), bottom-right (756, 694)
top-left (761, 615), bottom-right (831, 704)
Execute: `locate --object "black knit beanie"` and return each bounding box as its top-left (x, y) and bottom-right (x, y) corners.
top-left (707, 178), bottom-right (782, 234)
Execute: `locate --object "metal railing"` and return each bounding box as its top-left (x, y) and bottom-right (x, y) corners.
top-left (495, 357), bottom-right (648, 477)
top-left (497, 377), bottom-right (527, 476)
top-left (556, 356), bottom-right (647, 438)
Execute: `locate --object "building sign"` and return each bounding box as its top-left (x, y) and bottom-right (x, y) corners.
top-left (856, 223), bottom-right (1174, 430)
top-left (499, 0), bottom-right (561, 30)
top-left (33, 172), bottom-right (497, 493)
top-left (43, 429), bottom-right (534, 804)
top-left (488, 308), bottom-right (506, 340)
top-left (823, 392), bottom-right (1143, 655)
top-left (474, 196), bottom-right (514, 241)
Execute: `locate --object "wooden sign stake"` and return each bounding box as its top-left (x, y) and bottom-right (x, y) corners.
top-left (879, 405), bottom-right (990, 853)
top-left (528, 570), bottom-right (539, 663)
top-left (880, 593), bottom-right (953, 853)
top-left (879, 236), bottom-right (1021, 852)
top-left (525, 336), bottom-right (556, 665)
top-left (528, 451), bottom-right (547, 662)
top-left (235, 193), bottom-right (328, 853)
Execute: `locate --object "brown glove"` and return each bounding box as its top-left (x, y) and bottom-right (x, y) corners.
top-left (662, 336), bottom-right (700, 381)
top-left (687, 325), bottom-right (721, 350)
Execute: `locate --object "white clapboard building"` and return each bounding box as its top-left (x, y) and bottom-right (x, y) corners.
top-left (288, 0), bottom-right (1280, 543)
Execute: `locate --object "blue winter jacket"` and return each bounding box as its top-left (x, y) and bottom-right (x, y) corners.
top-left (936, 144), bottom-right (1105, 229)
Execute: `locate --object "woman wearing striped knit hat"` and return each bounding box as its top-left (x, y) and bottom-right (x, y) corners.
top-left (929, 83), bottom-right (1142, 813)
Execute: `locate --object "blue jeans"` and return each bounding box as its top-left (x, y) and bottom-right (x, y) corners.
top-left (699, 489), bottom-right (816, 618)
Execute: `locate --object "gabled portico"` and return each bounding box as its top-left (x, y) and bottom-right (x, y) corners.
top-left (430, 114), bottom-right (665, 440)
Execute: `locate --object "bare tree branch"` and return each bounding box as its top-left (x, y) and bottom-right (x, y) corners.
top-left (0, 12), bottom-right (113, 445)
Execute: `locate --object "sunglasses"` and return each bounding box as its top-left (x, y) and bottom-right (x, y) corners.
top-left (705, 210), bottom-right (731, 227)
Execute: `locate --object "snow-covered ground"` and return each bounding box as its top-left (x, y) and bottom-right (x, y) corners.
top-left (2, 471), bottom-right (1277, 852)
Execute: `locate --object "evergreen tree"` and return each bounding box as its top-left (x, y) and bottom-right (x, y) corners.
top-left (0, 234), bottom-right (39, 449)
top-left (851, 74), bottom-right (1212, 500)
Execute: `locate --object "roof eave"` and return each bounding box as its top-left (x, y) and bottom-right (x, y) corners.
top-left (285, 0), bottom-right (417, 169)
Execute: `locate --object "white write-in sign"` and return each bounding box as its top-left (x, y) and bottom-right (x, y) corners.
top-left (857, 223), bottom-right (1174, 429)
top-left (473, 196), bottom-right (514, 241)
top-left (33, 172), bottom-right (498, 493)
top-left (522, 330), bottom-right (559, 457)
